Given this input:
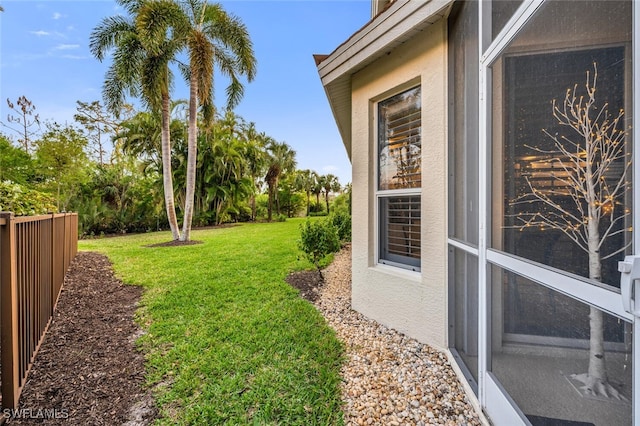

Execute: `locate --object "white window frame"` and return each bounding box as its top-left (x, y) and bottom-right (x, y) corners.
top-left (374, 85), bottom-right (422, 272)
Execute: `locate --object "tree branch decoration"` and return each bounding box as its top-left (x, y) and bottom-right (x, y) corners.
top-left (510, 63), bottom-right (632, 400)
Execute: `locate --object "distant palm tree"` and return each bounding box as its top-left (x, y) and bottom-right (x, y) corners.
top-left (296, 169), bottom-right (315, 217)
top-left (175, 0), bottom-right (257, 241)
top-left (322, 174), bottom-right (339, 214)
top-left (311, 171), bottom-right (323, 210)
top-left (90, 0), bottom-right (182, 240)
top-left (116, 111), bottom-right (162, 171)
top-left (265, 140), bottom-right (296, 221)
top-left (242, 124), bottom-right (268, 221)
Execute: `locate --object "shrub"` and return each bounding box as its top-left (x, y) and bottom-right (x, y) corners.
top-left (298, 219), bottom-right (340, 278)
top-left (329, 211), bottom-right (351, 243)
top-left (309, 201), bottom-right (325, 214)
top-left (0, 181), bottom-right (57, 216)
top-left (276, 213), bottom-right (287, 222)
top-left (308, 211), bottom-right (328, 217)
top-left (330, 193), bottom-right (350, 216)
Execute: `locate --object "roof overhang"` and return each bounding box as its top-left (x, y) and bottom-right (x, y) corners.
top-left (315, 0), bottom-right (454, 160)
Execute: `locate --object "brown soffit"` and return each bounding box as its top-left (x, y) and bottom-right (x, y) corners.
top-left (313, 54), bottom-right (329, 66)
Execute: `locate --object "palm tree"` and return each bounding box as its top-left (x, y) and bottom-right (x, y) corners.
top-left (175, 0), bottom-right (257, 241)
top-left (322, 174), bottom-right (339, 214)
top-left (242, 124), bottom-right (267, 221)
top-left (116, 111), bottom-right (162, 171)
top-left (116, 107), bottom-right (186, 176)
top-left (295, 169), bottom-right (315, 217)
top-left (265, 140), bottom-right (296, 221)
top-left (90, 0), bottom-right (182, 240)
top-left (311, 171), bottom-right (323, 212)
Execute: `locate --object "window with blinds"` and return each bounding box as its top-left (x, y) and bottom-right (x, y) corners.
top-left (377, 86), bottom-right (421, 271)
top-left (379, 196), bottom-right (421, 269)
top-left (378, 86), bottom-right (421, 190)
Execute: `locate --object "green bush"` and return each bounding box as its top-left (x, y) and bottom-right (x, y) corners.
top-left (330, 192), bottom-right (350, 216)
top-left (329, 211), bottom-right (351, 243)
top-left (276, 213), bottom-right (287, 222)
top-left (298, 219), bottom-right (340, 276)
top-left (0, 181), bottom-right (57, 216)
top-left (308, 211), bottom-right (328, 217)
top-left (309, 200), bottom-right (326, 214)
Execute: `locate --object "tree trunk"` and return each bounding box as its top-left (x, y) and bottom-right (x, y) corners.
top-left (585, 147), bottom-right (606, 385)
top-left (306, 191), bottom-right (310, 216)
top-left (267, 184), bottom-right (273, 221)
top-left (274, 179), bottom-right (280, 216)
top-left (250, 194), bottom-right (256, 221)
top-left (325, 193), bottom-right (330, 214)
top-left (161, 91), bottom-right (180, 240)
top-left (570, 158), bottom-right (626, 400)
top-left (181, 69), bottom-right (199, 241)
top-left (587, 237), bottom-right (607, 383)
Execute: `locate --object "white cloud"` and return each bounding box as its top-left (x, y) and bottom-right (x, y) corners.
top-left (61, 54), bottom-right (88, 60)
top-left (322, 165), bottom-right (339, 174)
top-left (52, 12), bottom-right (63, 20)
top-left (29, 30), bottom-right (66, 39)
top-left (55, 44), bottom-right (80, 51)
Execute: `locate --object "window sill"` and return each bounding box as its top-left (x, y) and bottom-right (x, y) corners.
top-left (370, 263), bottom-right (422, 283)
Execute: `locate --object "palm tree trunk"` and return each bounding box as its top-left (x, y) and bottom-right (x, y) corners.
top-left (250, 194), bottom-right (256, 221)
top-left (275, 181), bottom-right (280, 216)
top-left (267, 184), bottom-right (273, 221)
top-left (181, 70), bottom-right (198, 241)
top-left (161, 91), bottom-right (180, 240)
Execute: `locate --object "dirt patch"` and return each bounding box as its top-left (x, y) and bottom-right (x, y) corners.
top-left (7, 252), bottom-right (156, 425)
top-left (285, 269), bottom-right (324, 303)
top-left (146, 239), bottom-right (203, 248)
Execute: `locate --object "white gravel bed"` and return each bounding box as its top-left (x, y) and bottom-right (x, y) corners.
top-left (317, 245), bottom-right (483, 426)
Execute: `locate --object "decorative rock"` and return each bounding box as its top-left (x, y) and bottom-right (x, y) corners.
top-left (317, 245), bottom-right (483, 426)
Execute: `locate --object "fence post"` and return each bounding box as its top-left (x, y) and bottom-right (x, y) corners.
top-left (0, 212), bottom-right (19, 409)
top-left (51, 213), bottom-right (55, 316)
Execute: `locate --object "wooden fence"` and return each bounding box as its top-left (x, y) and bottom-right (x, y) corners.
top-left (0, 212), bottom-right (78, 409)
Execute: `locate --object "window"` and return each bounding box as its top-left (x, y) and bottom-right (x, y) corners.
top-left (377, 86), bottom-right (421, 271)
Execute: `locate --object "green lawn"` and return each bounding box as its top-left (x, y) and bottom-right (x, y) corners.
top-left (79, 218), bottom-right (344, 425)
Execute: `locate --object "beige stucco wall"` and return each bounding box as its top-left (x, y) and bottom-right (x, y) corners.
top-left (350, 19), bottom-right (448, 350)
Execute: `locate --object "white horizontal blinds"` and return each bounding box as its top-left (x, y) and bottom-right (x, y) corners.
top-left (377, 85), bottom-right (421, 271)
top-left (379, 86), bottom-right (422, 190)
top-left (380, 196), bottom-right (421, 268)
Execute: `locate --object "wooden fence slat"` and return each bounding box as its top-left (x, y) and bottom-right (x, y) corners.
top-left (1, 212), bottom-right (20, 409)
top-left (0, 212), bottom-right (78, 410)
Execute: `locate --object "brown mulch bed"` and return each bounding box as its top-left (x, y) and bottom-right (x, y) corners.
top-left (285, 269), bottom-right (324, 303)
top-left (7, 252), bottom-right (156, 425)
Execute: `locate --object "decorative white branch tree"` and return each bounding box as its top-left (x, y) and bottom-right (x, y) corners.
top-left (511, 63), bottom-right (631, 400)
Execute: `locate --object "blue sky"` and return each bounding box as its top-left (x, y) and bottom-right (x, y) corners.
top-left (0, 0), bottom-right (370, 185)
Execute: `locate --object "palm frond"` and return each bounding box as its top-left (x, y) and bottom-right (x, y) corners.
top-left (89, 15), bottom-right (135, 61)
top-left (202, 4), bottom-right (256, 80)
top-left (136, 0), bottom-right (189, 55)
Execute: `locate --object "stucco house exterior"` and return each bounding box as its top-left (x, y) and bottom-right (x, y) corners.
top-left (316, 1), bottom-right (639, 425)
